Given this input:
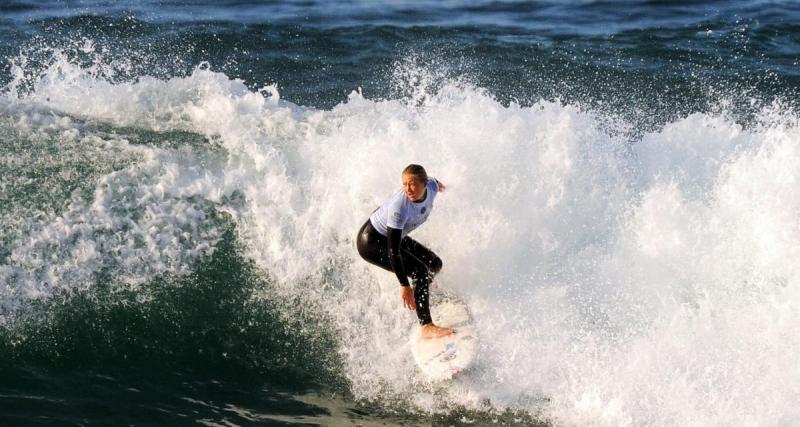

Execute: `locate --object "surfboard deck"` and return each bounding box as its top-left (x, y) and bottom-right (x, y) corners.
top-left (410, 299), bottom-right (477, 381)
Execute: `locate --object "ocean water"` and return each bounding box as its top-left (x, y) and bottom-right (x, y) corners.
top-left (1, 1), bottom-right (799, 425)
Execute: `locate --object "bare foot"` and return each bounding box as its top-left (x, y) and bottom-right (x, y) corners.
top-left (421, 323), bottom-right (455, 339)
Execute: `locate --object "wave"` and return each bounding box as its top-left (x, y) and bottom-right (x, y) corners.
top-left (2, 47), bottom-right (800, 425)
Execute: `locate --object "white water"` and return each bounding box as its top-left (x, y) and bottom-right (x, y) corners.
top-left (3, 52), bottom-right (800, 426)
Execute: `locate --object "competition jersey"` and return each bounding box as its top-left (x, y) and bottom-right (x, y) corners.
top-left (369, 178), bottom-right (439, 237)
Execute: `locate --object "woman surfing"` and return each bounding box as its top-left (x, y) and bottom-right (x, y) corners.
top-left (356, 164), bottom-right (455, 339)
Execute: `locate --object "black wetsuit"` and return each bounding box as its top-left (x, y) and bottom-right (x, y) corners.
top-left (356, 219), bottom-right (442, 325)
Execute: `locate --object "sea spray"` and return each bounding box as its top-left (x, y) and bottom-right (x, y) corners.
top-left (2, 40), bottom-right (800, 426)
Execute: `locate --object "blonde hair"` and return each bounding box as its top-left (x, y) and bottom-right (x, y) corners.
top-left (402, 164), bottom-right (428, 182)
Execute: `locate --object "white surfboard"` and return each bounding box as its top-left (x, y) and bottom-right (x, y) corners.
top-left (410, 299), bottom-right (477, 381)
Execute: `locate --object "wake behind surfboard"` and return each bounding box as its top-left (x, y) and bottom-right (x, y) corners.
top-left (410, 299), bottom-right (477, 381)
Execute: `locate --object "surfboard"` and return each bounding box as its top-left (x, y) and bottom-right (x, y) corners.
top-left (410, 299), bottom-right (477, 381)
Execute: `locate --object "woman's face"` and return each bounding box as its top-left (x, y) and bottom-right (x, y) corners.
top-left (402, 173), bottom-right (426, 202)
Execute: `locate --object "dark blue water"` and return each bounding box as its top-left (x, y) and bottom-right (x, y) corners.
top-left (1, 1), bottom-right (799, 425)
top-left (4, 1), bottom-right (798, 113)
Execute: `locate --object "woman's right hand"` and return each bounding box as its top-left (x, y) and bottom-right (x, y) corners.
top-left (401, 286), bottom-right (416, 310)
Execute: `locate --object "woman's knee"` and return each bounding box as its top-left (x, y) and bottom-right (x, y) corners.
top-left (430, 256), bottom-right (443, 275)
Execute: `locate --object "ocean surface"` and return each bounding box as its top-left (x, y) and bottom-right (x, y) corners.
top-left (1, 1), bottom-right (799, 425)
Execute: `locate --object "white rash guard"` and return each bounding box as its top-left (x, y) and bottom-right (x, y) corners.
top-left (369, 178), bottom-right (439, 237)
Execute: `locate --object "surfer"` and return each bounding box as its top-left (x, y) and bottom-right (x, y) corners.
top-left (356, 164), bottom-right (455, 339)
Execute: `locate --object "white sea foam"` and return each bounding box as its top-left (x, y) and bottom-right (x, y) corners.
top-left (3, 52), bottom-right (800, 425)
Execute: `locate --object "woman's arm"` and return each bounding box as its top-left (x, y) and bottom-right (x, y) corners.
top-left (387, 227), bottom-right (410, 286)
top-left (387, 227), bottom-right (416, 310)
top-left (434, 178), bottom-right (445, 192)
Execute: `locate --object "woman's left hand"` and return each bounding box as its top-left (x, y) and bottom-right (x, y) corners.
top-left (401, 286), bottom-right (416, 310)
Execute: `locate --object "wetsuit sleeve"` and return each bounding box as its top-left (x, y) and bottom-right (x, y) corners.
top-left (387, 227), bottom-right (410, 286)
